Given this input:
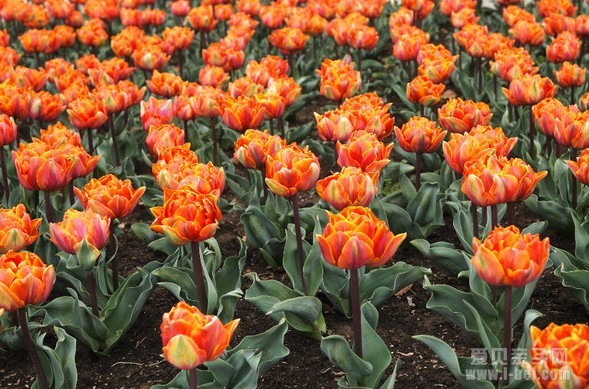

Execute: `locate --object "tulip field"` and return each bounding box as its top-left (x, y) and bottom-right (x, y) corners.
top-left (3, 0), bottom-right (589, 387)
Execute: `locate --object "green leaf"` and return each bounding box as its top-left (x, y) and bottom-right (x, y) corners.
top-left (34, 326), bottom-right (77, 389)
top-left (153, 266), bottom-right (200, 307)
top-left (321, 259), bottom-right (351, 316)
top-left (413, 335), bottom-right (494, 389)
top-left (379, 359), bottom-right (401, 389)
top-left (267, 296), bottom-right (325, 335)
top-left (572, 213), bottom-right (589, 261)
top-left (360, 262), bottom-right (430, 307)
top-left (130, 222), bottom-right (157, 243)
top-left (406, 182), bottom-right (445, 237)
top-left (282, 224), bottom-right (310, 294)
top-left (358, 302), bottom-right (392, 388)
top-left (320, 335), bottom-right (373, 381)
top-left (411, 239), bottom-right (468, 275)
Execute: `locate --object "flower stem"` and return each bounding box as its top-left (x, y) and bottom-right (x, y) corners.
top-left (491, 204), bottom-right (498, 229)
top-left (189, 367), bottom-right (197, 389)
top-left (191, 241), bottom-right (207, 312)
top-left (87, 271), bottom-right (99, 316)
top-left (572, 148), bottom-right (578, 209)
top-left (110, 227), bottom-right (120, 290)
top-left (87, 128), bottom-right (94, 155)
top-left (210, 117), bottom-right (218, 166)
top-left (17, 308), bottom-right (49, 389)
top-left (0, 146), bottom-right (9, 205)
top-left (290, 194), bottom-right (308, 295)
top-left (503, 286), bottom-right (513, 384)
top-left (43, 191), bottom-right (54, 223)
top-left (471, 203), bottom-right (479, 239)
top-left (528, 107), bottom-right (535, 157)
top-left (278, 116), bottom-right (285, 139)
top-left (260, 169), bottom-right (268, 203)
top-left (415, 152), bottom-right (421, 190)
top-left (350, 267), bottom-right (362, 358)
top-left (68, 180), bottom-right (75, 206)
top-left (108, 113), bottom-right (121, 167)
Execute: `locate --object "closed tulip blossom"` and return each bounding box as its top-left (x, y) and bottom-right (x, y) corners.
top-left (0, 250), bottom-right (54, 312)
top-left (546, 31), bottom-right (581, 63)
top-left (0, 204), bottom-right (41, 253)
top-left (471, 225), bottom-right (549, 287)
top-left (523, 323), bottom-right (589, 389)
top-left (74, 174), bottom-right (146, 220)
top-left (417, 57), bottom-right (457, 84)
top-left (150, 188), bottom-right (222, 246)
top-left (316, 167), bottom-right (379, 211)
top-left (554, 110), bottom-right (589, 150)
top-left (502, 74), bottom-right (557, 106)
top-left (50, 209), bottom-right (110, 264)
top-left (233, 129), bottom-right (285, 170)
top-left (490, 47), bottom-right (538, 83)
top-left (461, 155), bottom-right (547, 206)
top-left (265, 144), bottom-right (320, 198)
top-left (317, 206), bottom-right (407, 270)
top-left (438, 98), bottom-right (493, 134)
top-left (268, 27), bottom-right (308, 55)
top-left (161, 301), bottom-right (239, 370)
top-left (0, 113), bottom-right (17, 146)
top-left (554, 61), bottom-right (586, 89)
top-left (337, 130), bottom-right (393, 173)
top-left (145, 124), bottom-right (186, 157)
top-left (67, 96), bottom-right (108, 130)
top-left (221, 95), bottom-right (265, 132)
top-left (315, 110), bottom-right (354, 143)
top-left (567, 148), bottom-right (589, 186)
top-left (443, 134), bottom-right (494, 175)
top-left (406, 75), bottom-right (445, 107)
top-left (394, 116), bottom-right (446, 154)
top-left (12, 141), bottom-right (74, 192)
top-left (146, 70), bottom-right (184, 98)
top-left (316, 58), bottom-right (362, 101)
top-left (140, 97), bottom-right (175, 131)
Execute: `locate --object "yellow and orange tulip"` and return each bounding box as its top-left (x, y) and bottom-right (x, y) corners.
top-left (337, 130), bottom-right (393, 173)
top-left (395, 116), bottom-right (446, 154)
top-left (567, 148), bottom-right (589, 186)
top-left (265, 144), bottom-right (320, 198)
top-left (406, 75), bottom-right (445, 106)
top-left (317, 206), bottom-right (407, 270)
top-left (438, 98), bottom-right (493, 134)
top-left (0, 204), bottom-right (41, 254)
top-left (316, 167), bottom-right (379, 211)
top-left (161, 301), bottom-right (239, 370)
top-left (12, 141), bottom-right (74, 192)
top-left (233, 129), bottom-right (285, 170)
top-left (471, 225), bottom-right (549, 287)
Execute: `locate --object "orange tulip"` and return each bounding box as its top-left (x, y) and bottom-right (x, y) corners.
top-left (554, 110), bottom-right (589, 150)
top-left (38, 122), bottom-right (82, 148)
top-left (532, 98), bottom-right (575, 138)
top-left (0, 113), bottom-right (17, 146)
top-left (0, 204), bottom-right (41, 254)
top-left (468, 125), bottom-right (518, 157)
top-left (132, 44), bottom-right (171, 72)
top-left (339, 93), bottom-right (394, 140)
top-left (502, 74), bottom-right (556, 106)
top-left (567, 148), bottom-right (589, 186)
top-left (393, 30), bottom-right (429, 61)
top-left (265, 143), bottom-right (320, 198)
top-left (67, 97), bottom-right (108, 130)
top-left (18, 29), bottom-right (60, 54)
top-left (317, 206), bottom-right (407, 270)
top-left (268, 27), bottom-right (308, 55)
top-left (0, 84), bottom-right (31, 121)
top-left (0, 250), bottom-right (54, 311)
top-left (161, 301), bottom-right (239, 370)
top-left (509, 21), bottom-right (546, 46)
top-left (523, 323), bottom-right (589, 389)
top-left (337, 130), bottom-right (393, 173)
top-left (50, 209), bottom-right (110, 264)
top-left (233, 129), bottom-right (285, 170)
top-left (546, 31), bottom-right (581, 63)
top-left (394, 116), bottom-right (446, 154)
top-left (28, 91), bottom-right (65, 123)
top-left (406, 75), bottom-right (445, 106)
top-left (257, 92), bottom-right (285, 120)
top-left (443, 133), bottom-right (494, 175)
top-left (418, 57), bottom-right (457, 84)
top-left (162, 26), bottom-right (194, 52)
top-left (152, 144), bottom-right (200, 177)
top-left (471, 225), bottom-right (549, 287)
top-left (221, 95), bottom-right (265, 132)
top-left (315, 110), bottom-right (354, 143)
top-left (187, 5), bottom-right (217, 33)
top-left (316, 167), bottom-right (379, 211)
top-left (140, 97), bottom-right (175, 131)
top-left (438, 98), bottom-right (493, 134)
top-left (60, 144), bottom-right (101, 179)
top-left (12, 141), bottom-right (74, 192)
top-left (189, 86), bottom-right (224, 119)
top-left (145, 124), bottom-right (186, 157)
top-left (316, 58), bottom-right (362, 101)
top-left (198, 65), bottom-right (230, 89)
top-left (75, 174), bottom-right (145, 220)
top-left (260, 4), bottom-right (286, 29)
top-left (461, 155), bottom-right (547, 206)
top-left (580, 92), bottom-right (589, 111)
top-left (450, 8), bottom-right (478, 29)
top-left (453, 24), bottom-right (488, 58)
top-left (347, 25), bottom-right (379, 50)
top-left (266, 76), bottom-right (301, 107)
top-left (554, 61), bottom-right (586, 88)
top-left (173, 162), bottom-right (226, 197)
top-left (150, 188), bottom-right (222, 246)
top-left (147, 70), bottom-right (183, 98)
top-left (77, 18), bottom-right (108, 48)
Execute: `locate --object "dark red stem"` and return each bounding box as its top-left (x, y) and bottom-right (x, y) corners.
top-left (415, 153), bottom-right (422, 190)
top-left (572, 148), bottom-right (578, 210)
top-left (211, 117), bottom-right (218, 165)
top-left (43, 191), bottom-right (54, 223)
top-left (191, 241), bottom-right (207, 312)
top-left (471, 203), bottom-right (479, 239)
top-left (290, 194), bottom-right (308, 295)
top-left (86, 271), bottom-right (99, 316)
top-left (189, 367), bottom-right (197, 389)
top-left (503, 286), bottom-right (513, 384)
top-left (108, 114), bottom-right (121, 167)
top-left (0, 147), bottom-right (9, 205)
top-left (18, 308), bottom-right (49, 389)
top-left (350, 267), bottom-right (362, 358)
top-left (491, 204), bottom-right (499, 229)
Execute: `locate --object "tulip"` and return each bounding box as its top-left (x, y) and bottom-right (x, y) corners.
top-left (554, 61), bottom-right (586, 89)
top-left (0, 204), bottom-right (41, 254)
top-left (132, 44), bottom-right (171, 71)
top-left (29, 91), bottom-right (66, 123)
top-left (12, 141), bottom-right (74, 192)
top-left (140, 97), bottom-right (175, 131)
top-left (39, 122), bottom-right (82, 148)
top-left (395, 116), bottom-right (446, 154)
top-left (0, 113), bottom-right (17, 147)
top-left (438, 98), bottom-right (492, 134)
top-left (316, 58), bottom-right (362, 101)
top-left (393, 31), bottom-right (429, 62)
top-left (145, 124), bottom-right (186, 157)
top-left (523, 323), bottom-right (589, 389)
top-left (150, 186), bottom-right (221, 244)
top-left (315, 110), bottom-right (354, 143)
top-left (221, 95), bottom-right (265, 132)
top-left (269, 27), bottom-right (308, 56)
top-left (316, 167), bottom-right (379, 211)
top-left (580, 92), bottom-right (589, 112)
top-left (61, 144), bottom-right (101, 180)
top-left (162, 26), bottom-right (194, 53)
top-left (75, 174), bottom-right (146, 220)
top-left (337, 130), bottom-right (393, 173)
top-left (443, 134), bottom-right (494, 175)
top-left (471, 225), bottom-right (549, 288)
top-left (260, 4), bottom-right (286, 29)
top-left (406, 75), bottom-right (445, 107)
top-left (198, 65), bottom-right (230, 88)
top-left (509, 20), bottom-right (546, 46)
top-left (161, 301), bottom-right (239, 373)
top-left (233, 129), bottom-right (285, 170)
top-left (546, 31), bottom-right (581, 63)
top-left (347, 25), bottom-right (379, 51)
top-left (318, 205), bottom-right (406, 355)
top-left (418, 57), bottom-right (457, 84)
top-left (50, 209), bottom-right (110, 267)
top-left (67, 96), bottom-right (108, 130)
top-left (265, 144), bottom-right (320, 198)
top-left (146, 70), bottom-right (183, 98)
top-left (461, 155), bottom-right (547, 207)
top-left (187, 5), bottom-right (217, 33)
top-left (266, 76), bottom-right (301, 107)
top-left (152, 144), bottom-right (200, 179)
